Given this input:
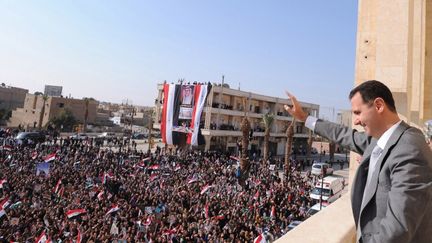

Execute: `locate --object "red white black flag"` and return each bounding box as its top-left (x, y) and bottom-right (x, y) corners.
top-left (43, 153), bottom-right (56, 163)
top-left (0, 179), bottom-right (7, 189)
top-left (161, 83), bottom-right (211, 146)
top-left (66, 209), bottom-right (87, 219)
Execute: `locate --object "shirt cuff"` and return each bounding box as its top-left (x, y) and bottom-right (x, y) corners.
top-left (305, 116), bottom-right (318, 131)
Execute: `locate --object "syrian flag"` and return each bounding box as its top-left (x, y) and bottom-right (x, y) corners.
top-left (142, 157), bottom-right (151, 162)
top-left (66, 209), bottom-right (87, 219)
top-left (149, 173), bottom-right (158, 182)
top-left (270, 206), bottom-right (276, 218)
top-left (253, 190), bottom-right (260, 201)
top-left (213, 215), bottom-right (225, 220)
top-left (161, 83), bottom-right (181, 145)
top-left (187, 176), bottom-right (199, 184)
top-left (200, 184), bottom-right (213, 195)
top-left (163, 228), bottom-right (177, 235)
top-left (230, 156), bottom-right (240, 162)
top-left (106, 205), bottom-right (120, 216)
top-left (204, 204), bottom-right (209, 219)
top-left (31, 151), bottom-right (38, 160)
top-left (76, 228), bottom-right (82, 243)
top-left (174, 165), bottom-right (181, 172)
top-left (1, 145), bottom-right (12, 151)
top-left (53, 179), bottom-right (62, 194)
top-left (35, 231), bottom-right (52, 243)
top-left (143, 217), bottom-right (152, 226)
top-left (10, 201), bottom-right (22, 209)
top-left (135, 161), bottom-right (145, 169)
top-left (43, 153), bottom-right (56, 163)
top-left (186, 84), bottom-right (211, 146)
top-left (0, 197), bottom-right (10, 210)
top-left (0, 179), bottom-right (6, 188)
top-left (161, 83), bottom-right (211, 146)
top-left (159, 180), bottom-right (165, 190)
top-left (97, 190), bottom-right (104, 201)
top-left (148, 164), bottom-right (160, 170)
top-left (102, 172), bottom-right (114, 184)
top-left (57, 187), bottom-right (64, 198)
top-left (253, 233), bottom-right (268, 243)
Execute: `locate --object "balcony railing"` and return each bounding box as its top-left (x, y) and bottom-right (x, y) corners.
top-left (276, 194), bottom-right (356, 243)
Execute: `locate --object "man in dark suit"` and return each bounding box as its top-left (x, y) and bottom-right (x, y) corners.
top-left (284, 80), bottom-right (432, 243)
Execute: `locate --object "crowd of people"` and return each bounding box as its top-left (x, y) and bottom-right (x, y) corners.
top-left (0, 130), bottom-right (316, 242)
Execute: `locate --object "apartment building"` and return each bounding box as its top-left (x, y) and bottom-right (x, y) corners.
top-left (154, 83), bottom-right (319, 156)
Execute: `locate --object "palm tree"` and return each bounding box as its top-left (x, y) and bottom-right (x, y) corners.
top-left (239, 98), bottom-right (251, 185)
top-left (38, 95), bottom-right (48, 130)
top-left (83, 98), bottom-right (90, 133)
top-left (262, 113), bottom-right (274, 163)
top-left (284, 119), bottom-right (296, 178)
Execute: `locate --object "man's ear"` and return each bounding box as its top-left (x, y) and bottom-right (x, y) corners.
top-left (374, 98), bottom-right (385, 113)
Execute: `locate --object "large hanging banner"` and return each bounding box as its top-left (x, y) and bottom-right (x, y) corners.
top-left (161, 83), bottom-right (211, 146)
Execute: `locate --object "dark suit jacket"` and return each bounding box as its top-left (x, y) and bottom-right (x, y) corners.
top-left (314, 120), bottom-right (432, 243)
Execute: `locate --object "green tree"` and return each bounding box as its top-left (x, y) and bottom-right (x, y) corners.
top-left (262, 113), bottom-right (274, 163)
top-left (0, 108), bottom-right (12, 125)
top-left (49, 109), bottom-right (77, 132)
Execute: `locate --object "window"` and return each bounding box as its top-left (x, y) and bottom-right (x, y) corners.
top-left (58, 103), bottom-right (64, 108)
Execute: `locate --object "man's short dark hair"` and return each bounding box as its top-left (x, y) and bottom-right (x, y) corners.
top-left (349, 80), bottom-right (397, 113)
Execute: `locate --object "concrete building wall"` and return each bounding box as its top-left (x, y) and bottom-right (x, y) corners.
top-left (355, 0), bottom-right (432, 126)
top-left (49, 97), bottom-right (97, 124)
top-left (0, 85), bottom-right (28, 110)
top-left (8, 94), bottom-right (98, 128)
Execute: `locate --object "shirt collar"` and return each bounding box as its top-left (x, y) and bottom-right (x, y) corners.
top-left (376, 120), bottom-right (402, 150)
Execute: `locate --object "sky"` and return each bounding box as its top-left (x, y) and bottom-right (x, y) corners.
top-left (0, 1), bottom-right (358, 120)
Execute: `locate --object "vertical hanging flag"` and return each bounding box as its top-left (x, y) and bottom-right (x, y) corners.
top-left (187, 84), bottom-right (211, 146)
top-left (161, 83), bottom-right (211, 146)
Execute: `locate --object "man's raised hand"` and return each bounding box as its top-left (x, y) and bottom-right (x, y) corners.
top-left (284, 91), bottom-right (308, 122)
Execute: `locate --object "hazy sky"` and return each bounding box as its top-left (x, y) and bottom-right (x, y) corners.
top-left (0, 1), bottom-right (358, 118)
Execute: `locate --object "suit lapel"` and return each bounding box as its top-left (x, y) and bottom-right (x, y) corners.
top-left (351, 141), bottom-right (376, 226)
top-left (359, 121), bottom-right (410, 213)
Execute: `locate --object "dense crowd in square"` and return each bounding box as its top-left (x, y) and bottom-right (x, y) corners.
top-left (0, 128), bottom-right (316, 242)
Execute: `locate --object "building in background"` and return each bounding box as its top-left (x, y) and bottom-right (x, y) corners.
top-left (0, 84), bottom-right (28, 110)
top-left (154, 83), bottom-right (319, 156)
top-left (44, 85), bottom-right (63, 97)
top-left (8, 94), bottom-right (97, 129)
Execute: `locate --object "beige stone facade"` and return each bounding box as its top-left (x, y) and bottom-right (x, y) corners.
top-left (0, 85), bottom-right (28, 110)
top-left (355, 0), bottom-right (432, 127)
top-left (154, 83), bottom-right (319, 156)
top-left (8, 94), bottom-right (98, 128)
